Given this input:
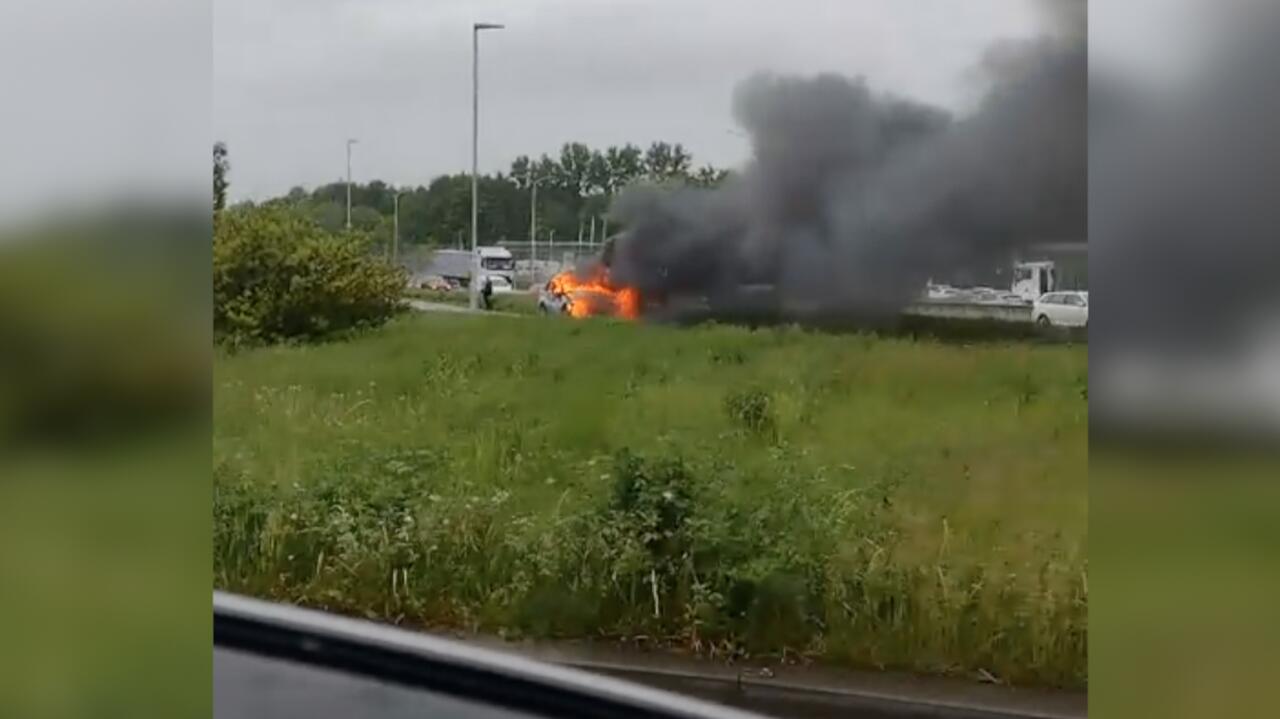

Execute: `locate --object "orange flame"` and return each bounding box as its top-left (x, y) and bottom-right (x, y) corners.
top-left (547, 266), bottom-right (640, 320)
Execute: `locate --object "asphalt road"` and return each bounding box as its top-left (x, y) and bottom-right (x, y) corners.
top-left (477, 639), bottom-right (1086, 719)
top-left (405, 298), bottom-right (520, 317)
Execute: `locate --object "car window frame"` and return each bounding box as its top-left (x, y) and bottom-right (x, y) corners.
top-left (215, 592), bottom-right (763, 719)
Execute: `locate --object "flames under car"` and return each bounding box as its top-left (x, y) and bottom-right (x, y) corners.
top-left (538, 265), bottom-right (641, 319)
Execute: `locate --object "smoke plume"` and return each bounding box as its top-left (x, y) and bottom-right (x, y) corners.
top-left (609, 3), bottom-right (1085, 318)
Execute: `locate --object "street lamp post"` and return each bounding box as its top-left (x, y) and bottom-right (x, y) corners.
top-left (392, 191), bottom-right (405, 266)
top-left (470, 21), bottom-right (505, 310)
top-left (527, 171), bottom-right (547, 284)
top-left (346, 138), bottom-right (358, 230)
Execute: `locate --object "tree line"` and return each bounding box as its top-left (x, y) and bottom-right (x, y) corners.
top-left (220, 141), bottom-right (731, 254)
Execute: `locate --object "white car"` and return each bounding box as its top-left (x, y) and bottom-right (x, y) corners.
top-left (483, 273), bottom-right (514, 294)
top-left (1033, 290), bottom-right (1089, 328)
top-left (536, 281), bottom-right (571, 315)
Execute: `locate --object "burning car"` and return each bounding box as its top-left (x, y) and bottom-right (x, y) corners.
top-left (537, 266), bottom-right (640, 319)
top-left (536, 280), bottom-right (571, 315)
top-left (537, 237), bottom-right (644, 320)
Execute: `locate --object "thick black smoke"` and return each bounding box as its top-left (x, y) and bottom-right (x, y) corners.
top-left (609, 9), bottom-right (1085, 318)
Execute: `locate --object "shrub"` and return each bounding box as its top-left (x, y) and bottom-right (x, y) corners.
top-left (610, 449), bottom-right (695, 562)
top-left (213, 206), bottom-right (404, 345)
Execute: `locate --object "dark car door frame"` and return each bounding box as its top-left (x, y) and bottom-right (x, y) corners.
top-left (214, 592), bottom-right (765, 719)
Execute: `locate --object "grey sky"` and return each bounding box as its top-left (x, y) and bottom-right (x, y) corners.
top-left (215, 0), bottom-right (1048, 201)
top-left (0, 2), bottom-right (1225, 223)
top-left (1, 0), bottom-right (208, 221)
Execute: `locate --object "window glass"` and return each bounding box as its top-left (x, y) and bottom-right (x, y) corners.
top-left (482, 257), bottom-right (515, 271)
top-left (215, 649), bottom-right (539, 719)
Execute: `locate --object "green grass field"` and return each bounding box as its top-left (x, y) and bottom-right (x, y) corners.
top-left (213, 312), bottom-right (1087, 686)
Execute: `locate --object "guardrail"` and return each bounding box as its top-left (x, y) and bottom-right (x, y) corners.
top-left (905, 300), bottom-right (1033, 324)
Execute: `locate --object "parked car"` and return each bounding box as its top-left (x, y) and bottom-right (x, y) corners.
top-left (413, 274), bottom-right (454, 291)
top-left (1033, 291), bottom-right (1089, 328)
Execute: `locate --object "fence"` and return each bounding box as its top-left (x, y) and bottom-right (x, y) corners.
top-left (497, 241), bottom-right (607, 288)
top-left (395, 240), bottom-right (608, 290)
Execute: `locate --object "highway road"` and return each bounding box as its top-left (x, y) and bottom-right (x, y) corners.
top-left (480, 639), bottom-right (1086, 719)
top-left (405, 298), bottom-right (520, 317)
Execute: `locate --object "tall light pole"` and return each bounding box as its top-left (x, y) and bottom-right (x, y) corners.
top-left (471, 21), bottom-right (504, 310)
top-left (346, 138), bottom-right (358, 230)
top-left (392, 191), bottom-right (405, 266)
top-left (527, 171), bottom-right (547, 281)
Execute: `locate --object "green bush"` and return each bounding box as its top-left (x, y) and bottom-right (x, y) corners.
top-left (610, 450), bottom-right (695, 563)
top-left (213, 206), bottom-right (404, 345)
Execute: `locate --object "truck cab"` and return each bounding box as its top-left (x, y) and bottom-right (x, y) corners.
top-left (477, 246), bottom-right (515, 293)
top-left (1011, 261), bottom-right (1056, 302)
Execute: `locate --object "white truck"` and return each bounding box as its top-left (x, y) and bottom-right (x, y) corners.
top-left (1010, 261), bottom-right (1057, 302)
top-left (419, 246), bottom-right (515, 293)
top-left (913, 261), bottom-right (1062, 324)
top-left (926, 261), bottom-right (1058, 304)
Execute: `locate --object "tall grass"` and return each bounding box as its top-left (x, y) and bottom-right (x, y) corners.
top-left (213, 313), bottom-right (1087, 687)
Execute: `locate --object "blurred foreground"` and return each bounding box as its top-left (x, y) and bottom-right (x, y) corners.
top-left (0, 214), bottom-right (211, 716)
top-left (1090, 0), bottom-right (1280, 716)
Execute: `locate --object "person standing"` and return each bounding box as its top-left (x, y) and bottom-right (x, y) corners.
top-left (480, 274), bottom-right (494, 311)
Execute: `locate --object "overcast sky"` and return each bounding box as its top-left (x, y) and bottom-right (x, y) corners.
top-left (0, 1), bottom-right (1205, 221)
top-left (214, 0), bottom-right (1055, 201)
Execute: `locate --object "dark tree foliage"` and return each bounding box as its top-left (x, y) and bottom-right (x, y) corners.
top-left (254, 141), bottom-right (730, 251)
top-left (213, 141), bottom-right (230, 211)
